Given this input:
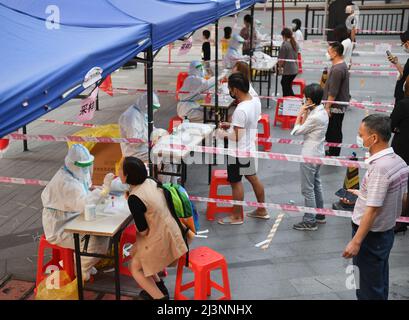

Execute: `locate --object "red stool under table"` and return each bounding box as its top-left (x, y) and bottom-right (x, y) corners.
top-left (291, 78), bottom-right (306, 98)
top-left (273, 97), bottom-right (298, 130)
top-left (257, 113), bottom-right (272, 152)
top-left (36, 235), bottom-right (75, 289)
top-left (174, 246), bottom-right (231, 300)
top-left (206, 170), bottom-right (243, 221)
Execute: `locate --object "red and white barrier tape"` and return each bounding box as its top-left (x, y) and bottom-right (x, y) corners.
top-left (1, 176), bottom-right (407, 223)
top-left (165, 143), bottom-right (368, 169)
top-left (257, 137), bottom-right (361, 149)
top-left (112, 87), bottom-right (394, 111)
top-left (5, 133), bottom-right (144, 144)
top-left (39, 119), bottom-right (97, 128)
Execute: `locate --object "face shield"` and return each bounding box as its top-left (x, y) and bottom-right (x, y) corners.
top-left (134, 92), bottom-right (161, 115)
top-left (65, 144), bottom-right (94, 186)
top-left (188, 61), bottom-right (205, 78)
top-left (230, 34), bottom-right (245, 51)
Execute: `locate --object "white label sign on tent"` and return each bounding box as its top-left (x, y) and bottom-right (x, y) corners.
top-left (282, 99), bottom-right (302, 116)
top-left (235, 0), bottom-right (241, 9)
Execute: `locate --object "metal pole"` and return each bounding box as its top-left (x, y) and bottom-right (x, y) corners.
top-left (22, 126), bottom-right (28, 151)
top-left (271, 0), bottom-right (274, 49)
top-left (96, 92), bottom-right (100, 111)
top-left (323, 0), bottom-right (329, 41)
top-left (215, 20), bottom-right (219, 127)
top-left (147, 46), bottom-right (154, 177)
top-left (250, 6), bottom-right (255, 74)
top-left (305, 5), bottom-right (309, 40)
top-left (281, 0), bottom-right (285, 30)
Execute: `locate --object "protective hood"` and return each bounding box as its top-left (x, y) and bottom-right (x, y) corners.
top-left (229, 34), bottom-right (245, 50)
top-left (188, 60), bottom-right (205, 78)
top-left (64, 144), bottom-right (94, 185)
top-left (133, 92), bottom-right (161, 114)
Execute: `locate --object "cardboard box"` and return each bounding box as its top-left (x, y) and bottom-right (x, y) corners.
top-left (90, 142), bottom-right (122, 186)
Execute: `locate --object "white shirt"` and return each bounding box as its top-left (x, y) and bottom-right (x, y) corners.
top-left (290, 104), bottom-right (329, 156)
top-left (294, 29), bottom-right (304, 50)
top-left (249, 83), bottom-right (258, 97)
top-left (342, 38), bottom-right (353, 67)
top-left (230, 96), bottom-right (261, 155)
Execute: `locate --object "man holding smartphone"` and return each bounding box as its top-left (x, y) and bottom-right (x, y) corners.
top-left (388, 30), bottom-right (409, 104)
top-left (342, 114), bottom-right (409, 300)
top-left (291, 83), bottom-right (329, 231)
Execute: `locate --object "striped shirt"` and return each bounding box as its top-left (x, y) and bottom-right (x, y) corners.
top-left (352, 148), bottom-right (409, 232)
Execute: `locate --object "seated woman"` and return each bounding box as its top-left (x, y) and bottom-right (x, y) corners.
top-left (118, 156), bottom-right (192, 300)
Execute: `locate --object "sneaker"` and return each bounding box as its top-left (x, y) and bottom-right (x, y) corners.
top-left (293, 221), bottom-right (318, 231)
top-left (315, 215), bottom-right (327, 224)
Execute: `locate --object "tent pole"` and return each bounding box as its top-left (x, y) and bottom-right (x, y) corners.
top-left (249, 5), bottom-right (255, 74)
top-left (147, 46), bottom-right (154, 177)
top-left (22, 125), bottom-right (28, 151)
top-left (215, 19), bottom-right (219, 127)
top-left (281, 0), bottom-right (285, 29)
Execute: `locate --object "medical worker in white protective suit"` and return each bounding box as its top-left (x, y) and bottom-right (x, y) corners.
top-left (223, 34), bottom-right (248, 70)
top-left (41, 144), bottom-right (112, 281)
top-left (119, 93), bottom-right (174, 182)
top-left (177, 60), bottom-right (216, 122)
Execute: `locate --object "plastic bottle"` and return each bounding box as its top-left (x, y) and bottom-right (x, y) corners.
top-left (320, 67), bottom-right (328, 88)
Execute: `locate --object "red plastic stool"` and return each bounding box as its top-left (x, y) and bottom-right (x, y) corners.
top-left (175, 72), bottom-right (189, 101)
top-left (36, 235), bottom-right (75, 288)
top-left (297, 52), bottom-right (303, 74)
top-left (257, 114), bottom-right (272, 152)
top-left (119, 224), bottom-right (168, 278)
top-left (174, 246), bottom-right (231, 300)
top-left (206, 170), bottom-right (243, 221)
top-left (167, 116), bottom-right (183, 133)
top-left (291, 78), bottom-right (306, 98)
top-left (273, 97), bottom-right (298, 130)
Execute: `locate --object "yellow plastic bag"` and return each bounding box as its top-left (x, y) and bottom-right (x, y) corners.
top-left (35, 270), bottom-right (78, 300)
top-left (67, 124), bottom-right (120, 151)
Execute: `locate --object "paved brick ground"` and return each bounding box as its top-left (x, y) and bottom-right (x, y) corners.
top-left (0, 11), bottom-right (408, 300)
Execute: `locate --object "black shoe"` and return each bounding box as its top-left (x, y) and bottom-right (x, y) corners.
top-left (332, 201), bottom-right (355, 212)
top-left (394, 223), bottom-right (407, 234)
top-left (293, 221), bottom-right (318, 231)
top-left (138, 280), bottom-right (169, 300)
top-left (315, 214), bottom-right (327, 224)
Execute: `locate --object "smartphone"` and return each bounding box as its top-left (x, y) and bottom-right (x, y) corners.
top-left (335, 188), bottom-right (358, 202)
top-left (386, 50), bottom-right (392, 58)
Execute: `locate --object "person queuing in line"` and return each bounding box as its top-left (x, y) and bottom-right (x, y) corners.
top-left (221, 26), bottom-right (232, 58)
top-left (291, 84), bottom-right (329, 231)
top-left (118, 93), bottom-right (172, 183)
top-left (240, 14), bottom-right (258, 56)
top-left (177, 60), bottom-right (214, 122)
top-left (41, 144), bottom-right (112, 281)
top-left (334, 25), bottom-right (353, 69)
top-left (342, 114), bottom-right (409, 300)
top-left (323, 41), bottom-right (350, 157)
top-left (390, 76), bottom-right (409, 234)
top-left (388, 30), bottom-right (409, 105)
top-left (216, 73), bottom-right (269, 225)
top-left (119, 157), bottom-right (194, 300)
top-left (277, 28), bottom-right (299, 97)
top-left (202, 29), bottom-right (213, 77)
top-left (291, 18), bottom-right (304, 46)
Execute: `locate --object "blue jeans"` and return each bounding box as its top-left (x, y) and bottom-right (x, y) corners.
top-left (300, 163), bottom-right (324, 224)
top-left (352, 224), bottom-right (395, 300)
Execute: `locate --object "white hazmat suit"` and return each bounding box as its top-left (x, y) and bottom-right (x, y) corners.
top-left (41, 144), bottom-right (111, 281)
top-left (223, 34), bottom-right (248, 69)
top-left (177, 61), bottom-right (215, 122)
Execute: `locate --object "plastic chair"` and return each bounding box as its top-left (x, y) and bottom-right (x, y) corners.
top-left (174, 246), bottom-right (231, 300)
top-left (175, 72), bottom-right (189, 101)
top-left (297, 52), bottom-right (303, 74)
top-left (291, 78), bottom-right (306, 98)
top-left (273, 97), bottom-right (298, 130)
top-left (206, 170), bottom-right (243, 221)
top-left (167, 116), bottom-right (183, 133)
top-left (257, 114), bottom-right (272, 152)
top-left (36, 235), bottom-right (75, 289)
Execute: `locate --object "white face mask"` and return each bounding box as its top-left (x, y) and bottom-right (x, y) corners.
top-left (356, 135), bottom-right (365, 149)
top-left (292, 23), bottom-right (297, 30)
top-left (326, 52), bottom-right (332, 61)
top-left (404, 46), bottom-right (409, 54)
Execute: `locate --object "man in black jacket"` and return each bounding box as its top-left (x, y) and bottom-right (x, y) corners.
top-left (389, 30), bottom-right (409, 104)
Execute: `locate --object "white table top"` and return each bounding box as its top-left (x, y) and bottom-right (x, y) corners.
top-left (152, 123), bottom-right (215, 160)
top-left (64, 196), bottom-right (132, 237)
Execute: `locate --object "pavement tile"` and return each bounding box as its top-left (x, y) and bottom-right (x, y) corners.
top-left (0, 279), bottom-right (34, 300)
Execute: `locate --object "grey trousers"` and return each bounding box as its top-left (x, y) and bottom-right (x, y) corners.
top-left (300, 163), bottom-right (324, 224)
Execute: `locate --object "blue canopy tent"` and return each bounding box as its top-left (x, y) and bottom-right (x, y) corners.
top-left (0, 1), bottom-right (151, 139)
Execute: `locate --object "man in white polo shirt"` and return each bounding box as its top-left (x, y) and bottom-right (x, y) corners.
top-left (342, 114), bottom-right (409, 300)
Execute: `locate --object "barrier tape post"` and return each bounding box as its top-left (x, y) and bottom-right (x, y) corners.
top-left (260, 212), bottom-right (285, 250)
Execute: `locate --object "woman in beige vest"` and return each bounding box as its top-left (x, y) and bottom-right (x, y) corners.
top-left (118, 157), bottom-right (189, 300)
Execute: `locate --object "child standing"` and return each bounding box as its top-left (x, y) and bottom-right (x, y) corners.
top-left (221, 26), bottom-right (232, 58)
top-left (202, 30), bottom-right (213, 77)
